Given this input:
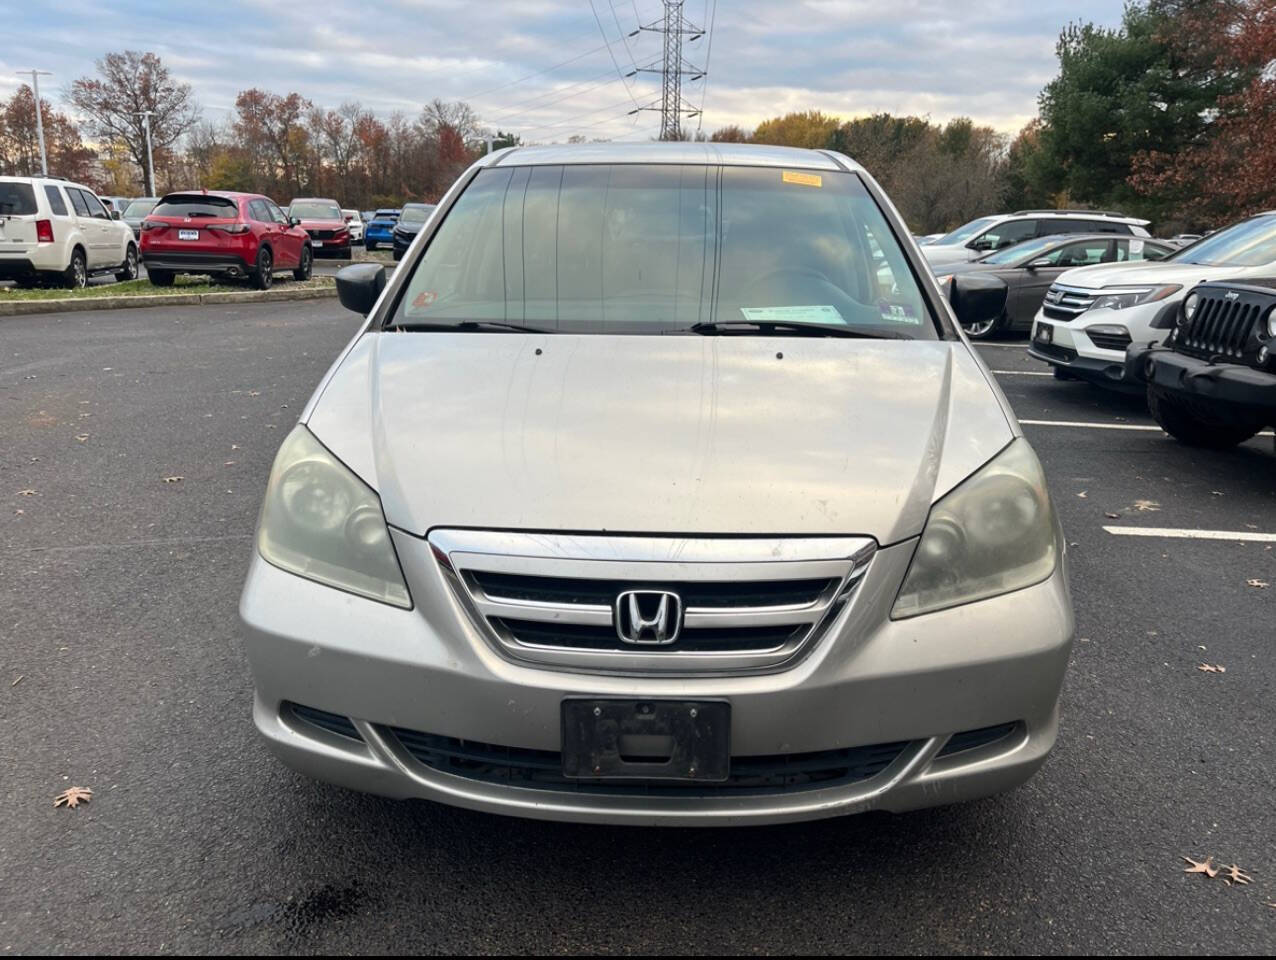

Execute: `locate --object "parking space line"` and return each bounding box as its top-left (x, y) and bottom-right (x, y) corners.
top-left (971, 342), bottom-right (1025, 348)
top-left (1104, 526), bottom-right (1276, 543)
top-left (991, 370), bottom-right (1052, 376)
top-left (1020, 419), bottom-right (1162, 431)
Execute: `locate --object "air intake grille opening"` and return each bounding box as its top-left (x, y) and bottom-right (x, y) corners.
top-left (936, 722), bottom-right (1018, 758)
top-left (288, 702), bottom-right (361, 741)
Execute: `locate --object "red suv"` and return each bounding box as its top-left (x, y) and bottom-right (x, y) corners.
top-left (286, 197), bottom-right (352, 259)
top-left (140, 191), bottom-right (312, 290)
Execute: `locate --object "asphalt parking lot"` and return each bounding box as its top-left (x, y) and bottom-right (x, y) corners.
top-left (2, 303), bottom-right (1273, 954)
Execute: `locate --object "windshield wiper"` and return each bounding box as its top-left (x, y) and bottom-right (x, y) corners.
top-left (391, 320), bottom-right (556, 334)
top-left (686, 320), bottom-right (914, 340)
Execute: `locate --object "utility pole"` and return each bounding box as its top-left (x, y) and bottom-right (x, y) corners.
top-left (15, 69), bottom-right (53, 175)
top-left (635, 1), bottom-right (704, 140)
top-left (133, 111), bottom-right (155, 196)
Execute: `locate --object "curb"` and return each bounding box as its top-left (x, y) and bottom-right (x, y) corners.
top-left (0, 283), bottom-right (338, 317)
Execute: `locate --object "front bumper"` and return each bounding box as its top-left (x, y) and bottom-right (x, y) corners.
top-left (1125, 343), bottom-right (1276, 415)
top-left (365, 227), bottom-right (395, 244)
top-left (240, 531), bottom-right (1073, 825)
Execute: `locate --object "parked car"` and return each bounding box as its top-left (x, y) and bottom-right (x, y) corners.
top-left (342, 208), bottom-right (364, 244)
top-left (122, 197), bottom-right (158, 239)
top-left (140, 190), bottom-right (312, 290)
top-left (98, 195), bottom-right (132, 219)
top-left (1166, 233), bottom-right (1203, 247)
top-left (934, 234), bottom-right (1174, 340)
top-left (239, 142), bottom-right (1073, 826)
top-left (0, 175), bottom-right (137, 288)
top-left (914, 233), bottom-right (945, 245)
top-left (363, 208), bottom-right (400, 250)
top-left (1030, 212), bottom-right (1276, 386)
top-left (923, 210), bottom-right (1152, 267)
top-left (391, 203), bottom-right (436, 260)
top-left (1125, 279), bottom-right (1276, 448)
top-left (287, 198), bottom-right (352, 259)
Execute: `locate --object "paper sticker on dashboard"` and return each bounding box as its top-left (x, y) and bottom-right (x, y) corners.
top-left (781, 171), bottom-right (822, 188)
top-left (877, 300), bottom-right (922, 324)
top-left (740, 304), bottom-right (846, 325)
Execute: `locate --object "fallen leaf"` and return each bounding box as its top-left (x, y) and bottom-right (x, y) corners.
top-left (1183, 855), bottom-right (1219, 878)
top-left (223, 461), bottom-right (236, 466)
top-left (11, 674), bottom-right (24, 686)
top-left (1223, 864), bottom-right (1252, 886)
top-left (1133, 499), bottom-right (1161, 512)
top-left (1197, 663), bottom-right (1226, 673)
top-left (1105, 512), bottom-right (1121, 519)
top-left (1211, 490), bottom-right (1223, 496)
top-left (248, 391), bottom-right (261, 397)
top-left (1246, 579), bottom-right (1269, 589)
top-left (53, 786), bottom-right (92, 809)
top-left (1077, 491), bottom-right (1088, 499)
top-left (18, 489), bottom-right (37, 496)
top-left (75, 434), bottom-right (89, 442)
top-left (162, 476), bottom-right (183, 484)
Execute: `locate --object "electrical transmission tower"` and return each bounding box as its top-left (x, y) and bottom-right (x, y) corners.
top-left (635, 1), bottom-right (705, 139)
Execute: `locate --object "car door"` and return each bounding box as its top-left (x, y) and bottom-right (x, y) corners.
top-left (972, 217), bottom-right (1038, 255)
top-left (265, 200), bottom-right (300, 267)
top-left (66, 188), bottom-right (110, 267)
top-left (1008, 238), bottom-right (1113, 325)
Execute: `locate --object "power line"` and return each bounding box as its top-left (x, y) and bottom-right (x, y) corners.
top-left (517, 94), bottom-right (653, 138)
top-left (458, 40), bottom-right (611, 102)
top-left (480, 66), bottom-right (623, 126)
top-left (588, 0), bottom-right (644, 109)
top-left (696, 0), bottom-right (716, 133)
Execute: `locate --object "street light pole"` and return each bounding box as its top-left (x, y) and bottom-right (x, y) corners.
top-left (15, 69), bottom-right (52, 175)
top-left (134, 110), bottom-right (155, 196)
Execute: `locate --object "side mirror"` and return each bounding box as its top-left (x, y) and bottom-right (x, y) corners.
top-left (336, 263), bottom-right (386, 315)
top-left (111, 210), bottom-right (121, 220)
top-left (1026, 258), bottom-right (1051, 270)
top-left (948, 273), bottom-right (1008, 329)
top-left (968, 238), bottom-right (993, 252)
top-left (289, 216), bottom-right (301, 227)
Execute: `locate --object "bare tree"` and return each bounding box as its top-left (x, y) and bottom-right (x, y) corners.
top-left (68, 51), bottom-right (199, 193)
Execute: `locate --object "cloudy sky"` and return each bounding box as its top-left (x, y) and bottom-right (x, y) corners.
top-left (6, 0), bottom-right (1125, 141)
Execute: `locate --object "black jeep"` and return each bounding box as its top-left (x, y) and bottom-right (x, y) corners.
top-left (1125, 279), bottom-right (1276, 448)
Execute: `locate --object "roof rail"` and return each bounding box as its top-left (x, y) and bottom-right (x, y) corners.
top-left (1013, 208), bottom-right (1130, 218)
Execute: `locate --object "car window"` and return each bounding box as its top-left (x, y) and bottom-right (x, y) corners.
top-left (42, 185), bottom-right (68, 216)
top-left (935, 216), bottom-right (998, 246)
top-left (66, 188), bottom-right (91, 217)
top-left (266, 200), bottom-right (288, 225)
top-left (79, 191), bottom-right (110, 219)
top-left (290, 201), bottom-right (341, 219)
top-left (123, 199), bottom-right (155, 218)
top-left (1043, 239), bottom-right (1112, 267)
top-left (391, 163), bottom-right (936, 338)
top-left (154, 194), bottom-right (239, 218)
top-left (399, 205), bottom-right (435, 224)
top-left (1115, 238), bottom-right (1168, 262)
top-left (247, 199), bottom-right (268, 223)
top-left (0, 182), bottom-right (39, 215)
top-left (977, 218), bottom-right (1036, 250)
top-left (1169, 214), bottom-right (1276, 267)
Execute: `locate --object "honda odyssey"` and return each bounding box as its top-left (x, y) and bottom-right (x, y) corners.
top-left (239, 143), bottom-right (1074, 825)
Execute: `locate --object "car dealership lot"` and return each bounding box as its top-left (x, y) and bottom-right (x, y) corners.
top-left (2, 306), bottom-right (1273, 954)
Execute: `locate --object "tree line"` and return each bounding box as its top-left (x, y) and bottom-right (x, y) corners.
top-left (0, 0), bottom-right (1269, 229)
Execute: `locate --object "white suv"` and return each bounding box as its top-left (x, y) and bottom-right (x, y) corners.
top-left (0, 176), bottom-right (138, 288)
top-left (1029, 213), bottom-right (1276, 385)
top-left (341, 209), bottom-right (364, 244)
top-left (922, 210), bottom-right (1151, 267)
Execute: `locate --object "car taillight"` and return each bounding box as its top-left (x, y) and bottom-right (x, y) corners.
top-left (141, 219), bottom-right (163, 231)
top-left (208, 223), bottom-right (250, 234)
top-left (35, 219), bottom-right (54, 243)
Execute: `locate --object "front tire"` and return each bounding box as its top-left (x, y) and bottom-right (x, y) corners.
top-left (963, 312), bottom-right (1006, 341)
top-left (63, 247), bottom-right (88, 289)
top-left (1147, 386), bottom-right (1261, 449)
top-left (115, 245), bottom-right (138, 283)
top-left (252, 246), bottom-right (274, 290)
top-left (293, 245), bottom-right (313, 281)
top-left (365, 241), bottom-right (377, 251)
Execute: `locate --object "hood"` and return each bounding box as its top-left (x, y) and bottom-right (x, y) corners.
top-left (1054, 259), bottom-right (1260, 290)
top-left (306, 333), bottom-right (1014, 545)
top-left (394, 220), bottom-right (425, 236)
top-left (932, 259), bottom-right (1002, 278)
top-left (922, 244), bottom-right (979, 266)
top-left (296, 217), bottom-right (346, 231)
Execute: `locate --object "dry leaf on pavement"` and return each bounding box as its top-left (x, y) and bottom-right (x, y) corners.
top-left (1197, 663), bottom-right (1226, 673)
top-left (1246, 579), bottom-right (1269, 588)
top-left (1222, 864), bottom-right (1252, 886)
top-left (1077, 491), bottom-right (1088, 498)
top-left (53, 786), bottom-right (92, 809)
top-left (162, 476), bottom-right (183, 484)
top-left (18, 489), bottom-right (37, 496)
top-left (1183, 856), bottom-right (1219, 877)
top-left (1105, 512), bottom-right (1121, 519)
top-left (1133, 500), bottom-right (1161, 512)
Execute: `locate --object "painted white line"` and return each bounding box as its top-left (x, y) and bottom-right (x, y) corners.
top-left (991, 369), bottom-right (1053, 376)
top-left (971, 342), bottom-right (1026, 348)
top-left (1104, 526), bottom-right (1276, 543)
top-left (1020, 419), bottom-right (1163, 431)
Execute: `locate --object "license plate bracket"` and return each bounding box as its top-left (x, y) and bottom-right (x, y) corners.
top-left (561, 699), bottom-right (730, 782)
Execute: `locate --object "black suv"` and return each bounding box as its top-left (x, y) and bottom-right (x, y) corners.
top-left (1125, 279), bottom-right (1276, 448)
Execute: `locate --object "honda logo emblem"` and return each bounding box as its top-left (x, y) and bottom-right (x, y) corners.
top-left (615, 590), bottom-right (682, 645)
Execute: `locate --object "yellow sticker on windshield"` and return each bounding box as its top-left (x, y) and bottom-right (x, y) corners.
top-left (782, 171), bottom-right (822, 188)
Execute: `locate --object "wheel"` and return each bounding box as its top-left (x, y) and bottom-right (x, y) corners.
top-left (114, 245), bottom-right (138, 283)
top-left (62, 247), bottom-right (87, 289)
top-left (292, 245), bottom-right (313, 282)
top-left (365, 241), bottom-right (377, 251)
top-left (148, 269), bottom-right (175, 287)
top-left (392, 248), bottom-right (402, 262)
top-left (251, 246), bottom-right (274, 290)
top-left (341, 247), bottom-right (353, 261)
top-left (1147, 386), bottom-right (1261, 449)
top-left (963, 312), bottom-right (1006, 341)
top-left (1052, 365), bottom-right (1074, 380)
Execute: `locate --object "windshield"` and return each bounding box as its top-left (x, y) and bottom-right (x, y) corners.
top-left (390, 163), bottom-right (936, 338)
top-left (935, 216), bottom-right (998, 246)
top-left (0, 182), bottom-right (38, 216)
top-left (1169, 214), bottom-right (1276, 267)
top-left (979, 235), bottom-right (1061, 266)
top-left (290, 201), bottom-right (341, 220)
top-left (123, 199), bottom-right (156, 218)
top-left (374, 209), bottom-right (399, 219)
top-left (153, 195), bottom-right (239, 218)
top-left (399, 205), bottom-right (435, 224)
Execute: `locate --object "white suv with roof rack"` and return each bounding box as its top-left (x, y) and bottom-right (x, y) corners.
top-left (0, 175), bottom-right (138, 289)
top-left (922, 210), bottom-right (1151, 267)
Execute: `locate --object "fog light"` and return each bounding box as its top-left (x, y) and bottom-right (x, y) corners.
top-left (1260, 345), bottom-right (1270, 365)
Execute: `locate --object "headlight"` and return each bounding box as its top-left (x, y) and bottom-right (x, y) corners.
top-left (1266, 306), bottom-right (1276, 338)
top-left (892, 439), bottom-right (1059, 619)
top-left (257, 425), bottom-right (411, 608)
top-left (1182, 292), bottom-right (1199, 322)
top-left (1090, 284), bottom-right (1182, 312)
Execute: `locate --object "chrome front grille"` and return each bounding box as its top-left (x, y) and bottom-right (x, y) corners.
top-left (1042, 284), bottom-right (1098, 320)
top-left (430, 530), bottom-right (876, 675)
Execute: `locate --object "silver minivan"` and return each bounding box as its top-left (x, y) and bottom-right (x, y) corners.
top-left (239, 143), bottom-right (1073, 826)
